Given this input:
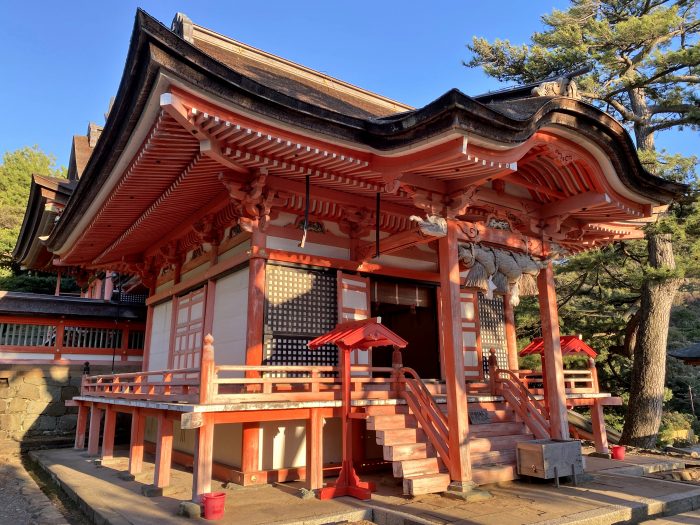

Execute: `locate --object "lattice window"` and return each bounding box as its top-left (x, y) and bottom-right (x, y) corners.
top-left (264, 265), bottom-right (338, 376)
top-left (0, 323), bottom-right (53, 346)
top-left (128, 330), bottom-right (146, 350)
top-left (171, 287), bottom-right (206, 369)
top-left (478, 294), bottom-right (508, 376)
top-left (64, 326), bottom-right (121, 349)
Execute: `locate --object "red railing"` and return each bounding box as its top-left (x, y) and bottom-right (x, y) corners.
top-left (80, 335), bottom-right (399, 404)
top-left (494, 368), bottom-right (551, 439)
top-left (81, 368), bottom-right (201, 403)
top-left (0, 316), bottom-right (145, 362)
top-left (398, 367), bottom-right (451, 476)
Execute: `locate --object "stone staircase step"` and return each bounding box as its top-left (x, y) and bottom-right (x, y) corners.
top-left (469, 433), bottom-right (534, 453)
top-left (472, 463), bottom-right (518, 485)
top-left (471, 448), bottom-right (516, 466)
top-left (376, 428), bottom-right (425, 446)
top-left (470, 422), bottom-right (526, 437)
top-left (383, 442), bottom-right (434, 462)
top-left (393, 456), bottom-right (445, 477)
top-left (402, 472), bottom-right (451, 496)
top-left (367, 414), bottom-right (417, 431)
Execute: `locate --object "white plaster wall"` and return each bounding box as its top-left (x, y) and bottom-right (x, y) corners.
top-left (218, 240), bottom-right (251, 262)
top-left (267, 236), bottom-right (350, 260)
top-left (258, 417), bottom-right (344, 470)
top-left (211, 269), bottom-right (248, 371)
top-left (180, 262), bottom-right (209, 283)
top-left (147, 300), bottom-right (172, 372)
top-left (155, 280), bottom-right (174, 294)
top-left (373, 254), bottom-right (438, 272)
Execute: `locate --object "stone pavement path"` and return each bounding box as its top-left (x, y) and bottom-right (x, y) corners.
top-left (641, 510), bottom-right (700, 524)
top-left (0, 453), bottom-right (70, 525)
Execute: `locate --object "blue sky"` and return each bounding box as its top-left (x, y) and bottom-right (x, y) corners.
top-left (0, 1), bottom-right (695, 168)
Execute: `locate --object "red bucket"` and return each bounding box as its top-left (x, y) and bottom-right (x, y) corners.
top-left (611, 445), bottom-right (626, 461)
top-left (201, 492), bottom-right (226, 520)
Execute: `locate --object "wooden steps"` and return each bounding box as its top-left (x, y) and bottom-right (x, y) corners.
top-left (366, 398), bottom-right (534, 496)
top-left (403, 472), bottom-right (451, 496)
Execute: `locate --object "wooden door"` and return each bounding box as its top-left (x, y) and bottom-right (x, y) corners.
top-left (337, 271), bottom-right (371, 372)
top-left (460, 289), bottom-right (483, 380)
top-left (170, 286), bottom-right (206, 369)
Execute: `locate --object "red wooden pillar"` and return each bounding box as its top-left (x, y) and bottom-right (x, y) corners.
top-left (101, 405), bottom-right (117, 460)
top-left (437, 220), bottom-right (472, 486)
top-left (503, 294), bottom-right (519, 371)
top-left (306, 408), bottom-right (324, 491)
top-left (75, 404), bottom-right (89, 449)
top-left (537, 262), bottom-right (569, 440)
top-left (242, 227), bottom-right (266, 478)
top-left (154, 413), bottom-right (174, 489)
top-left (129, 409), bottom-right (146, 476)
top-left (87, 406), bottom-right (103, 456)
top-left (192, 415), bottom-right (215, 502)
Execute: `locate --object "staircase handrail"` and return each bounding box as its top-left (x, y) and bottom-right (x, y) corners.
top-left (398, 367), bottom-right (452, 477)
top-left (495, 368), bottom-right (551, 439)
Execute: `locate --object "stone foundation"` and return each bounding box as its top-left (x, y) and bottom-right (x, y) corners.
top-left (0, 363), bottom-right (139, 453)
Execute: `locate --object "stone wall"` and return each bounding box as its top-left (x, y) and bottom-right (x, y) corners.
top-left (0, 363), bottom-right (139, 453)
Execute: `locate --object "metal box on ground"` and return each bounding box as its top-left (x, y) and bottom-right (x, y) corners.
top-left (516, 439), bottom-right (584, 486)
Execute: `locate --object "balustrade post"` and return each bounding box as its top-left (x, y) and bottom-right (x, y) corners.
top-left (488, 349), bottom-right (499, 395)
top-left (199, 334), bottom-right (215, 404)
top-left (391, 346), bottom-right (404, 396)
top-left (588, 357), bottom-right (599, 392)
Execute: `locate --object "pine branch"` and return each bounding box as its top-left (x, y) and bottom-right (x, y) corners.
top-left (648, 116), bottom-right (699, 133)
top-left (650, 103), bottom-right (698, 114)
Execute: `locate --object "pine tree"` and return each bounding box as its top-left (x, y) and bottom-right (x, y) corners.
top-left (467, 0), bottom-right (699, 447)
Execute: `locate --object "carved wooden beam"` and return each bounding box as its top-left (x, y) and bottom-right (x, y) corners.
top-left (354, 218), bottom-right (445, 261)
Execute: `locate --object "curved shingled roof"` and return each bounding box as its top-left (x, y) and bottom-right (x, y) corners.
top-left (45, 9), bottom-right (686, 254)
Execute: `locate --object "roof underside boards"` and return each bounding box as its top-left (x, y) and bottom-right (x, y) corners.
top-left (13, 175), bottom-right (75, 270)
top-left (46, 10), bottom-right (686, 267)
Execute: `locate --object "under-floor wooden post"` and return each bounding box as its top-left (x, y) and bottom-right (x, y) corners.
top-left (101, 406), bottom-right (117, 460)
top-left (192, 417), bottom-right (214, 502)
top-left (75, 404), bottom-right (89, 449)
top-left (306, 408), bottom-right (324, 491)
top-left (537, 262), bottom-right (569, 440)
top-left (154, 413), bottom-right (173, 488)
top-left (241, 423), bottom-right (260, 477)
top-left (87, 406), bottom-right (103, 456)
top-left (129, 409), bottom-right (146, 475)
top-left (591, 400), bottom-right (609, 454)
top-left (437, 220), bottom-right (472, 485)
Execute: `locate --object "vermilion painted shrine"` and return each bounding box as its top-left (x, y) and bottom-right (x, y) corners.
top-left (10, 10), bottom-right (685, 501)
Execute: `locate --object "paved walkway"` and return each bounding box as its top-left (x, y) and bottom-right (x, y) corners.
top-left (0, 453), bottom-right (69, 525)
top-left (642, 510), bottom-right (700, 523)
top-left (27, 447), bottom-right (700, 525)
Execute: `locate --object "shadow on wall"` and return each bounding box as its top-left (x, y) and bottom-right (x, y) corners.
top-left (0, 364), bottom-right (138, 454)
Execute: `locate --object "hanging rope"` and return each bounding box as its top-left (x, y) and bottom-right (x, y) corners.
top-left (299, 174), bottom-right (310, 248)
top-left (375, 192), bottom-right (380, 258)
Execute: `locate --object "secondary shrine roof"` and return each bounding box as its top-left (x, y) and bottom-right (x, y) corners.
top-left (40, 9), bottom-right (686, 270)
top-left (308, 318), bottom-right (408, 351)
top-left (520, 335), bottom-right (597, 359)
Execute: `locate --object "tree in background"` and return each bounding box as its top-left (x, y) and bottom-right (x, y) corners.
top-left (0, 146), bottom-right (76, 294)
top-left (467, 0), bottom-right (699, 447)
top-left (0, 146), bottom-right (65, 267)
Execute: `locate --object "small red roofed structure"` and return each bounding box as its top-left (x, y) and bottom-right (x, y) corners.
top-left (520, 335), bottom-right (597, 359)
top-left (309, 318), bottom-right (407, 500)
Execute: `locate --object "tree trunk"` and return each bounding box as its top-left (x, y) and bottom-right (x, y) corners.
top-left (620, 233), bottom-right (681, 448)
